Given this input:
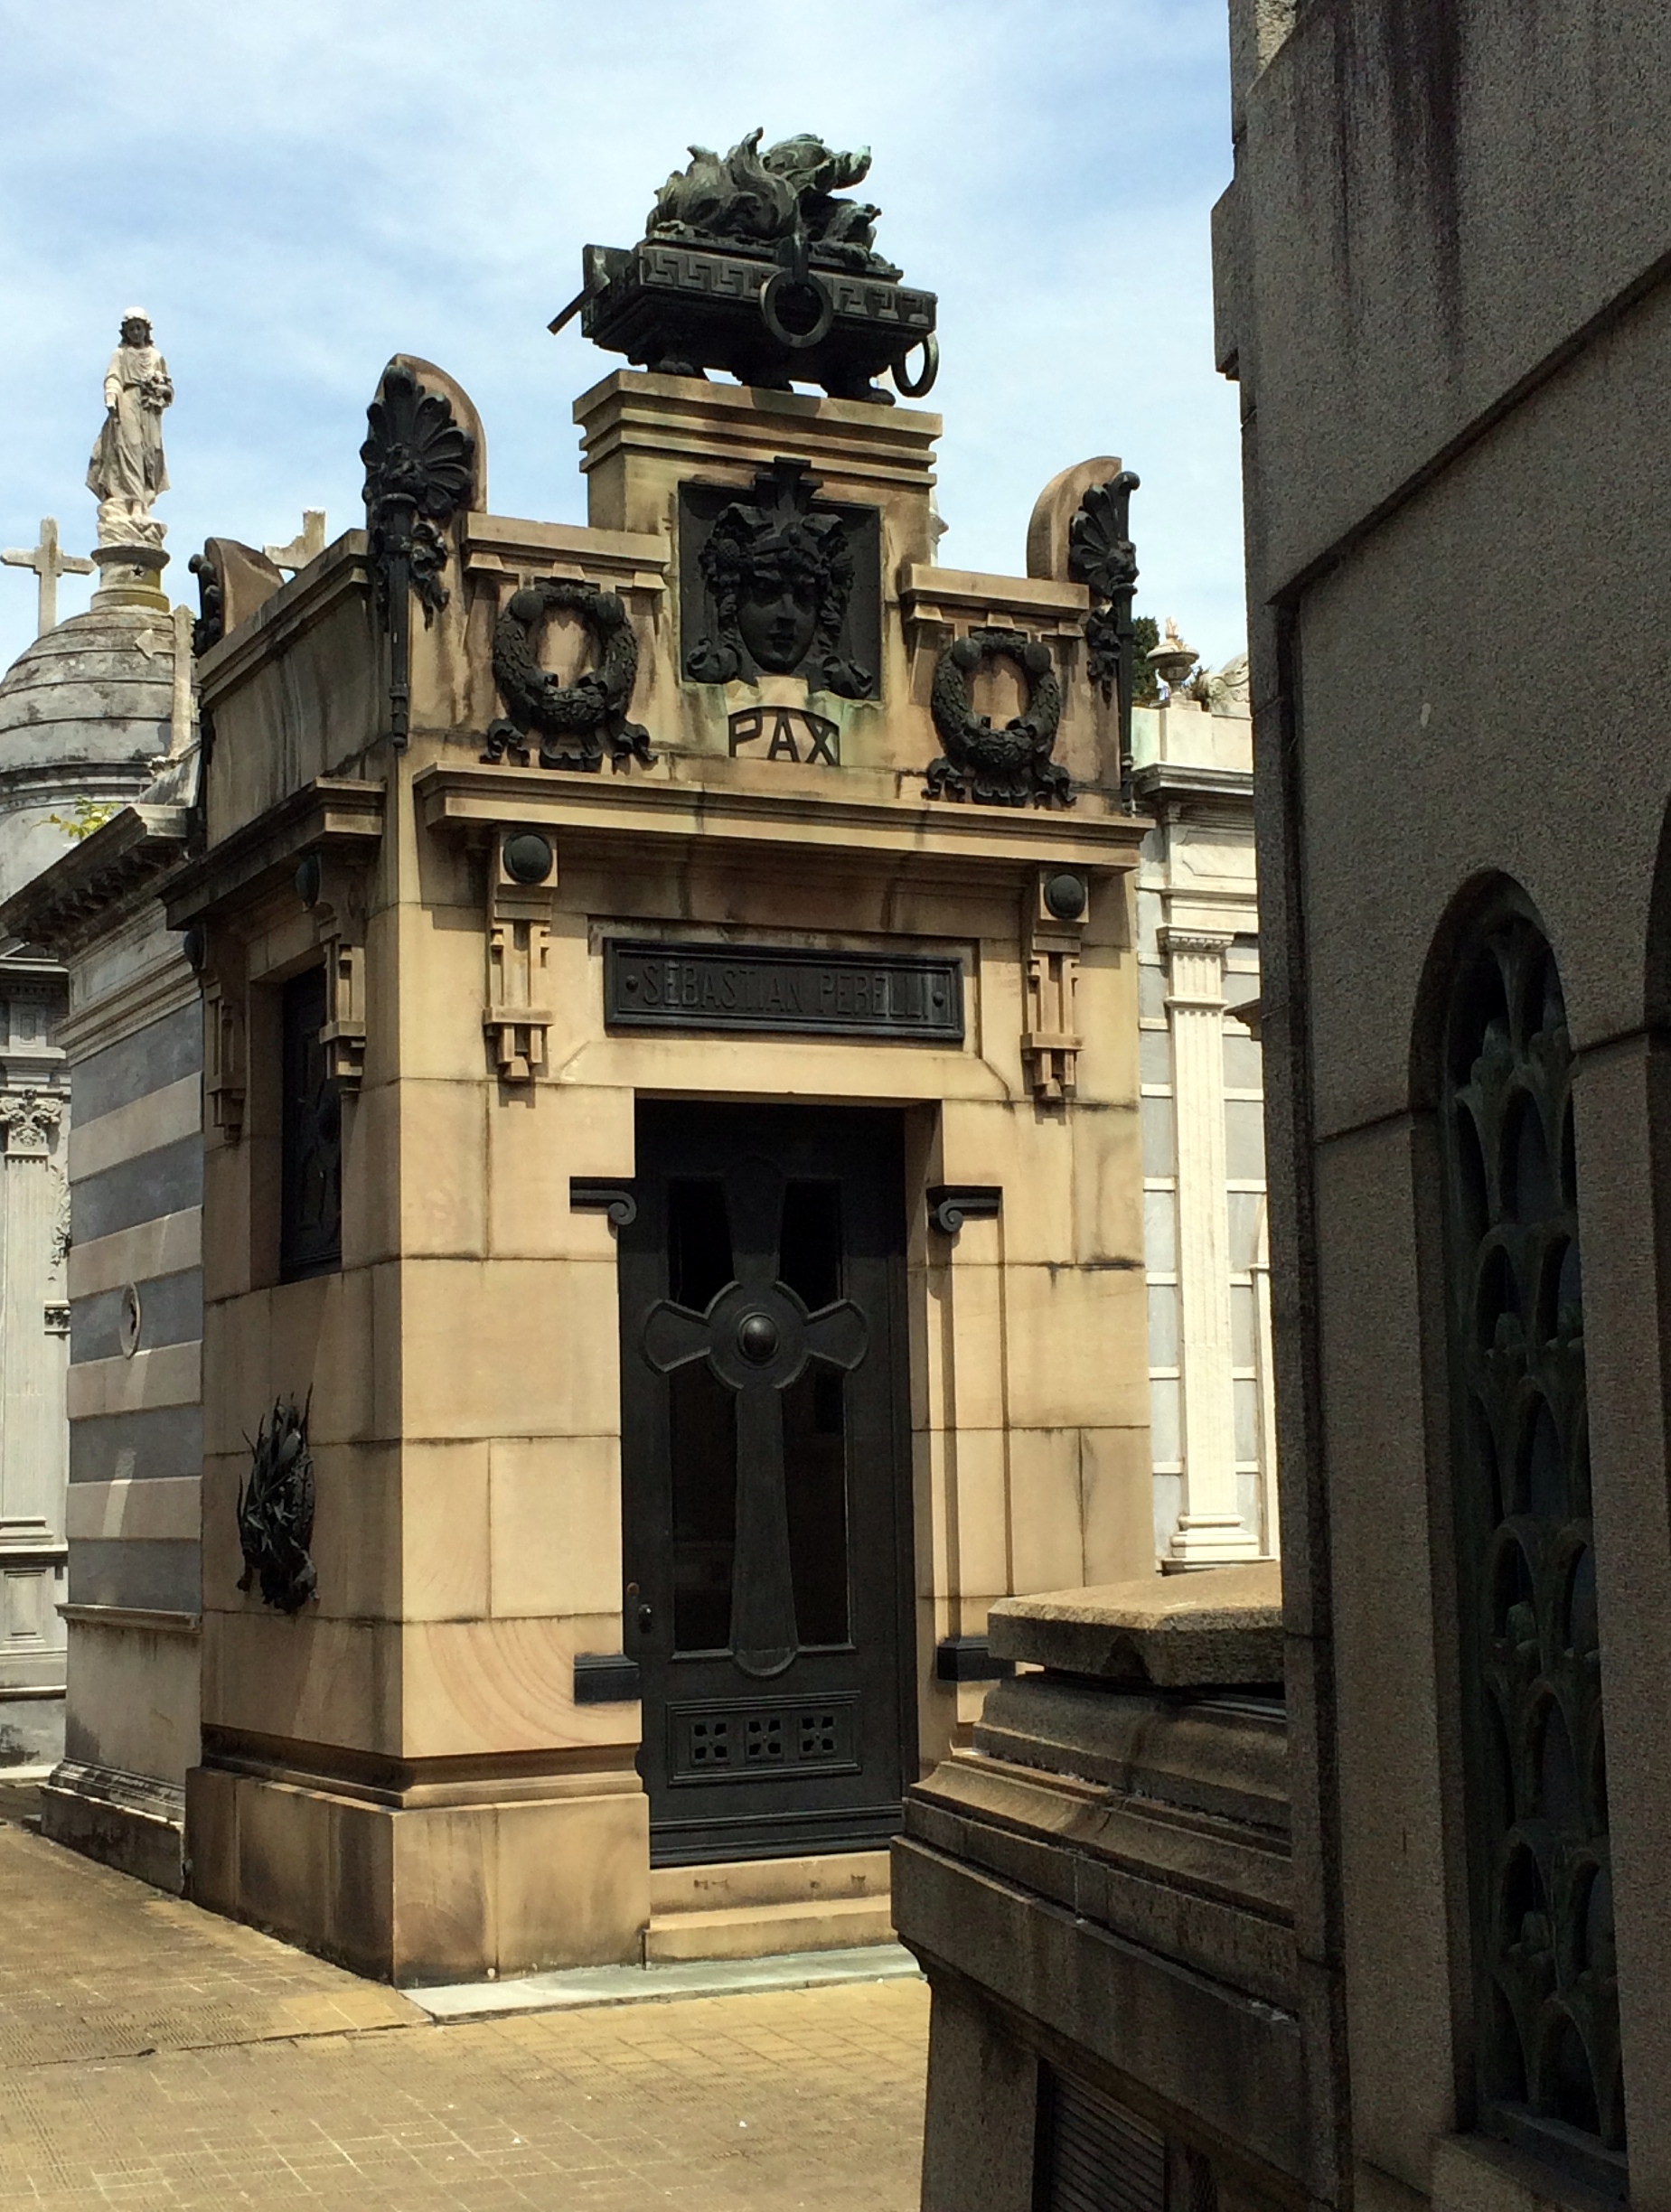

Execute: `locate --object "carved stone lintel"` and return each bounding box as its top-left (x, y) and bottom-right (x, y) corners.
top-left (1, 1089), bottom-right (63, 1158)
top-left (483, 829), bottom-right (559, 1083)
top-left (1021, 868), bottom-right (1090, 1103)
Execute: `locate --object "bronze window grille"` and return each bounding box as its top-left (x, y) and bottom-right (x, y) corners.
top-left (1034, 2066), bottom-right (1224, 2212)
top-left (278, 965), bottom-right (342, 1282)
top-left (1440, 900), bottom-right (1624, 2190)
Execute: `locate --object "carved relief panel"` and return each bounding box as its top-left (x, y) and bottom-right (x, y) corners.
top-left (678, 459), bottom-right (881, 700)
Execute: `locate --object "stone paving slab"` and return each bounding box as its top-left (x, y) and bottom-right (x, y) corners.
top-left (0, 1822), bottom-right (421, 2067)
top-left (0, 1978), bottom-right (928, 2209)
top-left (410, 1942), bottom-right (922, 2021)
top-left (0, 1776), bottom-right (45, 1824)
top-left (0, 1790), bottom-right (930, 2207)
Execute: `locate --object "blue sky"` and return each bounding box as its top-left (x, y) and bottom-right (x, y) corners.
top-left (0, 0), bottom-right (1244, 678)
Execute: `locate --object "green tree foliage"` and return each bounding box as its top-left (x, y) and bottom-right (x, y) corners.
top-left (1130, 614), bottom-right (1160, 707)
top-left (48, 797), bottom-right (120, 841)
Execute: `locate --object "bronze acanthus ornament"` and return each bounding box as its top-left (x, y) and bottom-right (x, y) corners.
top-left (361, 361), bottom-right (476, 751)
top-left (1067, 470), bottom-right (1141, 808)
top-left (187, 548), bottom-right (223, 655)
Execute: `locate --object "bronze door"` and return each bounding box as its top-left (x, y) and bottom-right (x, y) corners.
top-left (619, 1103), bottom-right (913, 1864)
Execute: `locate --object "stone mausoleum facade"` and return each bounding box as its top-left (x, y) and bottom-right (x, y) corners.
top-left (0, 522), bottom-right (192, 1776)
top-left (147, 343), bottom-right (1162, 1982)
top-left (4, 135), bottom-right (1273, 1986)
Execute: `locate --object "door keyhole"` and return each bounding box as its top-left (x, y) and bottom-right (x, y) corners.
top-left (636, 1601), bottom-right (654, 1635)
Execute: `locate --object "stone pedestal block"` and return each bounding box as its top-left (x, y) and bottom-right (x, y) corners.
top-left (185, 1763), bottom-right (649, 1984)
top-left (897, 1565), bottom-right (1299, 2212)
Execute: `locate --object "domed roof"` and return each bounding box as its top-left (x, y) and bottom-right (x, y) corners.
top-left (0, 595), bottom-right (184, 907)
top-left (0, 599), bottom-right (178, 776)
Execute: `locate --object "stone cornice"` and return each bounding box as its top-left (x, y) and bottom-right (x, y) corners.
top-left (575, 368), bottom-right (941, 499)
top-left (0, 805), bottom-right (191, 958)
top-left (897, 563), bottom-right (1089, 637)
top-left (59, 1604), bottom-right (200, 1637)
top-left (58, 945), bottom-right (200, 1061)
top-left (1132, 758), bottom-right (1254, 816)
top-left (415, 759), bottom-right (1149, 882)
top-left (461, 513), bottom-right (669, 595)
top-left (164, 775), bottom-right (384, 928)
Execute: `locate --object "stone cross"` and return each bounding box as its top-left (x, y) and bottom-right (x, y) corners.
top-left (3, 519), bottom-right (93, 636)
top-left (264, 510), bottom-right (327, 573)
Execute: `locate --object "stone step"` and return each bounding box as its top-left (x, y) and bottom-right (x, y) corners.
top-left (651, 1848), bottom-right (890, 1918)
top-left (644, 1891), bottom-right (897, 1964)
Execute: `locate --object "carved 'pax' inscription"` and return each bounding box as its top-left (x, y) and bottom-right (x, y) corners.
top-left (728, 706), bottom-right (840, 765)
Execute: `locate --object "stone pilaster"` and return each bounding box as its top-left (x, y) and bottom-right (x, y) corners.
top-left (0, 1088), bottom-right (69, 1731)
top-left (1161, 931), bottom-right (1258, 1563)
top-left (0, 1090), bottom-right (66, 1531)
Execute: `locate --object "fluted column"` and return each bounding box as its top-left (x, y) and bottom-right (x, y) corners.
top-left (1162, 930), bottom-right (1259, 1562)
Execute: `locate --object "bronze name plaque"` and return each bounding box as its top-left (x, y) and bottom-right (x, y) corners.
top-left (604, 941), bottom-right (963, 1042)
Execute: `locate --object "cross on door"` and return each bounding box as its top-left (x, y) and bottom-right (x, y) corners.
top-left (3, 520), bottom-right (93, 637)
top-left (641, 1155), bottom-right (868, 1677)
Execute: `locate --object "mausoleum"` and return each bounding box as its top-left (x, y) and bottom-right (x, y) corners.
top-left (0, 383), bottom-right (195, 1776)
top-left (179, 140), bottom-right (1156, 1981)
top-left (4, 136), bottom-right (1272, 1983)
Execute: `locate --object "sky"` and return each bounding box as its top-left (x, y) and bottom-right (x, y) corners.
top-left (0, 0), bottom-right (1244, 680)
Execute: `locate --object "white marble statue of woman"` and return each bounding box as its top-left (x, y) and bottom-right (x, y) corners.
top-left (86, 309), bottom-right (173, 545)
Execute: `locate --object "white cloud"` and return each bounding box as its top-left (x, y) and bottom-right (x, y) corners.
top-left (0, 0), bottom-right (1244, 672)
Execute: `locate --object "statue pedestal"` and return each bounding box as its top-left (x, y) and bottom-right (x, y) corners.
top-left (91, 540), bottom-right (169, 612)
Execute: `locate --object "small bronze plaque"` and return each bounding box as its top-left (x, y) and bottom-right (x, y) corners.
top-left (605, 941), bottom-right (963, 1041)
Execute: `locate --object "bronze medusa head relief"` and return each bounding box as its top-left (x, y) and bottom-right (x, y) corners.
top-left (682, 458), bottom-right (874, 698)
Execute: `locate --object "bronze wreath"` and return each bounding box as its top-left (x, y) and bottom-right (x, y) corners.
top-left (482, 577), bottom-right (654, 772)
top-left (924, 628), bottom-right (1072, 809)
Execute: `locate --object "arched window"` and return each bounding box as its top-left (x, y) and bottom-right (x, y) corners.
top-left (1440, 897), bottom-right (1624, 2192)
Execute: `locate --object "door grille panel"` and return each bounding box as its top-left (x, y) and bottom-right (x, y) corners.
top-left (669, 1696), bottom-right (859, 1784)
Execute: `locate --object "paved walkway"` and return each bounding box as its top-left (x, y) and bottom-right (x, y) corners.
top-left (0, 1793), bottom-right (928, 2210)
